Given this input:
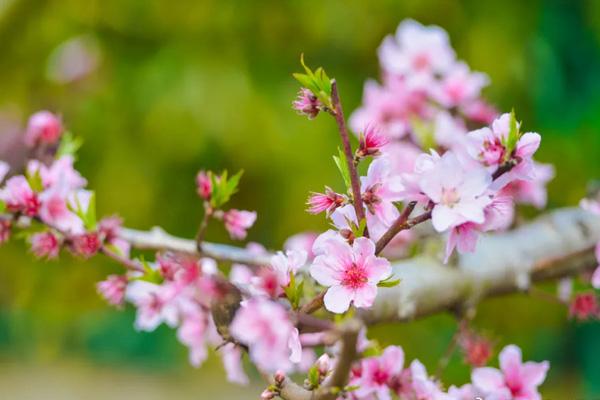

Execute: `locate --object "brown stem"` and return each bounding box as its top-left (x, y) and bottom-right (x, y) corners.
top-left (195, 204), bottom-right (213, 252)
top-left (300, 290), bottom-right (325, 315)
top-left (330, 80), bottom-right (367, 237)
top-left (100, 245), bottom-right (144, 272)
top-left (375, 201), bottom-right (417, 254)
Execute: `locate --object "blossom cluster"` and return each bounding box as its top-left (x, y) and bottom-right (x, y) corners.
top-left (0, 18), bottom-right (587, 400)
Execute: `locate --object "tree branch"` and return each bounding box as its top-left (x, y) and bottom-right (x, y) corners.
top-left (361, 207), bottom-right (600, 324)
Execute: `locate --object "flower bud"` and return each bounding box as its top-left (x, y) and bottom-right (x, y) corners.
top-left (29, 231), bottom-right (60, 259)
top-left (293, 88), bottom-right (321, 120)
top-left (196, 170), bottom-right (212, 200)
top-left (24, 111), bottom-right (63, 147)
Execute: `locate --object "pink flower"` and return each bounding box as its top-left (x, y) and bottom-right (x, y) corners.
top-left (230, 298), bottom-right (300, 373)
top-left (126, 281), bottom-right (179, 331)
top-left (400, 359), bottom-right (448, 400)
top-left (196, 170), bottom-right (212, 200)
top-left (419, 152), bottom-right (492, 232)
top-left (0, 176), bottom-right (41, 217)
top-left (97, 274), bottom-right (128, 307)
top-left (378, 19), bottom-right (455, 85)
top-left (24, 111), bottom-right (63, 147)
top-left (306, 187), bottom-right (346, 215)
top-left (70, 231), bottom-right (101, 258)
top-left (29, 231), bottom-right (60, 259)
top-left (447, 384), bottom-right (478, 400)
top-left (284, 232), bottom-right (318, 260)
top-left (270, 249), bottom-right (307, 287)
top-left (223, 209), bottom-right (256, 240)
top-left (468, 113), bottom-right (541, 187)
top-left (472, 344), bottom-right (549, 400)
top-left (349, 79), bottom-right (424, 139)
top-left (361, 157), bottom-right (404, 227)
top-left (354, 346), bottom-right (404, 400)
top-left (293, 88), bottom-right (321, 120)
top-left (432, 62), bottom-right (489, 108)
top-left (462, 100), bottom-right (498, 125)
top-left (29, 156), bottom-right (86, 190)
top-left (310, 236), bottom-right (391, 313)
top-left (0, 220), bottom-right (11, 244)
top-left (569, 292), bottom-right (599, 321)
top-left (219, 343), bottom-right (249, 385)
top-left (357, 124), bottom-right (390, 158)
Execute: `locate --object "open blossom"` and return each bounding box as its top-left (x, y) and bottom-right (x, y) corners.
top-left (196, 170), bottom-right (212, 200)
top-left (472, 345), bottom-right (549, 400)
top-left (310, 236), bottom-right (391, 313)
top-left (307, 187), bottom-right (346, 215)
top-left (353, 346), bottom-right (404, 400)
top-left (223, 209), bottom-right (256, 240)
top-left (284, 232), bottom-right (318, 260)
top-left (378, 19), bottom-right (455, 86)
top-left (0, 176), bottom-right (41, 216)
top-left (177, 310), bottom-right (209, 367)
top-left (293, 88), bottom-right (321, 119)
top-left (432, 61), bottom-right (489, 108)
top-left (418, 151), bottom-right (492, 232)
top-left (501, 162), bottom-right (554, 209)
top-left (357, 124), bottom-right (390, 158)
top-left (97, 274), bottom-right (128, 307)
top-left (126, 281), bottom-right (179, 331)
top-left (230, 298), bottom-right (300, 373)
top-left (395, 359), bottom-right (448, 400)
top-left (29, 231), bottom-right (60, 259)
top-left (24, 110), bottom-right (63, 147)
top-left (361, 157), bottom-right (404, 227)
top-left (468, 113), bottom-right (541, 184)
top-left (569, 292), bottom-right (599, 321)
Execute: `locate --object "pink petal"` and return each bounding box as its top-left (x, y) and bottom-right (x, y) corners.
top-left (352, 237), bottom-right (376, 267)
top-left (352, 285), bottom-right (378, 308)
top-left (323, 285), bottom-right (353, 314)
top-left (364, 256), bottom-right (392, 283)
top-left (471, 367), bottom-right (505, 392)
top-left (516, 132), bottom-right (541, 158)
top-left (432, 204), bottom-right (460, 232)
top-left (591, 266), bottom-right (600, 289)
top-left (521, 360), bottom-right (549, 387)
top-left (309, 258), bottom-right (339, 287)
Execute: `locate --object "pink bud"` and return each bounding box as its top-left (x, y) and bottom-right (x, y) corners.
top-left (196, 170), bottom-right (212, 200)
top-left (29, 231), bottom-right (60, 259)
top-left (357, 124), bottom-right (389, 158)
top-left (97, 274), bottom-right (128, 307)
top-left (569, 292), bottom-right (599, 321)
top-left (70, 232), bottom-right (101, 258)
top-left (459, 331), bottom-right (493, 367)
top-left (274, 370), bottom-right (286, 385)
top-left (292, 88), bottom-right (321, 120)
top-left (24, 111), bottom-right (63, 147)
top-left (316, 354), bottom-right (331, 375)
top-left (306, 187), bottom-right (346, 215)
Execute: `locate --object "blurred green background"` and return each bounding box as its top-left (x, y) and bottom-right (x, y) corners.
top-left (0, 0), bottom-right (599, 398)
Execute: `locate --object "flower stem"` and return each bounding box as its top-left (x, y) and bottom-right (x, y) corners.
top-left (330, 80), bottom-right (368, 237)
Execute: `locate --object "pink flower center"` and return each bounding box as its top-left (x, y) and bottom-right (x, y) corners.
top-left (412, 53), bottom-right (430, 71)
top-left (341, 263), bottom-right (368, 289)
top-left (441, 188), bottom-right (460, 207)
top-left (371, 367), bottom-right (390, 385)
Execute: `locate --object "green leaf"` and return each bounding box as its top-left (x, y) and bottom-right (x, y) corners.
top-left (26, 168), bottom-right (44, 193)
top-left (293, 55), bottom-right (333, 109)
top-left (56, 131), bottom-right (83, 159)
top-left (333, 148), bottom-right (351, 190)
top-left (503, 109), bottom-right (520, 161)
top-left (377, 275), bottom-right (401, 288)
top-left (308, 365), bottom-right (320, 388)
top-left (210, 170), bottom-right (244, 208)
top-left (134, 257), bottom-right (163, 284)
top-left (0, 200), bottom-right (6, 214)
top-left (68, 191), bottom-right (97, 230)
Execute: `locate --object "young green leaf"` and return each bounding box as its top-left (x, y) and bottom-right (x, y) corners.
top-left (377, 275), bottom-right (401, 288)
top-left (56, 131), bottom-right (83, 159)
top-left (333, 147), bottom-right (351, 190)
top-left (26, 168), bottom-right (44, 193)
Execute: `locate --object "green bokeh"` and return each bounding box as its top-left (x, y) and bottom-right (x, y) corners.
top-left (0, 0), bottom-right (599, 397)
